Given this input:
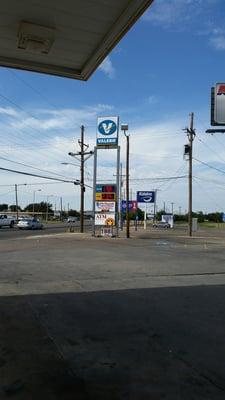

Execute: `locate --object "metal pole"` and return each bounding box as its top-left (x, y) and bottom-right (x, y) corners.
top-left (116, 146), bottom-right (120, 237)
top-left (80, 125), bottom-right (84, 233)
top-left (33, 191), bottom-right (35, 216)
top-left (15, 184), bottom-right (18, 222)
top-left (171, 202), bottom-right (174, 215)
top-left (126, 134), bottom-right (130, 238)
top-left (153, 190), bottom-right (157, 222)
top-left (60, 197), bottom-right (63, 221)
top-left (120, 163), bottom-right (123, 230)
top-left (92, 147), bottom-right (97, 236)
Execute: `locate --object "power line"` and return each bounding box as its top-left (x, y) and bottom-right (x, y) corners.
top-left (193, 157), bottom-right (225, 176)
top-left (193, 177), bottom-right (224, 210)
top-left (0, 166), bottom-right (79, 184)
top-left (0, 156), bottom-right (77, 181)
top-left (196, 134), bottom-right (225, 164)
top-left (129, 175), bottom-right (187, 181)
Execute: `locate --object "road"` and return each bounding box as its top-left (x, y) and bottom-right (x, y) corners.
top-left (0, 221), bottom-right (92, 240)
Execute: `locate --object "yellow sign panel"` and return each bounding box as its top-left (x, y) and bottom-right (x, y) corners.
top-left (95, 192), bottom-right (116, 201)
top-left (95, 193), bottom-right (102, 200)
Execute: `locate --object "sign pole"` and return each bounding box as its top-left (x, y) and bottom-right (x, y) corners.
top-left (92, 146), bottom-right (97, 236)
top-left (116, 146), bottom-right (120, 237)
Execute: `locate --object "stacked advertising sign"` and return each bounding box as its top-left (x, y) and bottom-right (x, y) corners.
top-left (211, 83), bottom-right (225, 126)
top-left (137, 191), bottom-right (155, 203)
top-left (95, 184), bottom-right (116, 226)
top-left (97, 116), bottom-right (119, 147)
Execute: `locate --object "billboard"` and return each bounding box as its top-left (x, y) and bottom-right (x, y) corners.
top-left (211, 83), bottom-right (225, 126)
top-left (97, 116), bottom-right (119, 146)
top-left (137, 191), bottom-right (155, 203)
top-left (95, 213), bottom-right (115, 226)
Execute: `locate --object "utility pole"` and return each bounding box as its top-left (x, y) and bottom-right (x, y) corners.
top-left (185, 112), bottom-right (195, 237)
top-left (80, 125), bottom-right (85, 233)
top-left (15, 184), bottom-right (18, 222)
top-left (163, 201), bottom-right (166, 213)
top-left (68, 125), bottom-right (93, 233)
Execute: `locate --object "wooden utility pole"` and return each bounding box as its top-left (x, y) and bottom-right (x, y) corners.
top-left (187, 112), bottom-right (195, 237)
top-left (68, 126), bottom-right (93, 233)
top-left (80, 125), bottom-right (85, 233)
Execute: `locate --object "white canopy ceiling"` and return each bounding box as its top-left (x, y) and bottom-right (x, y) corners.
top-left (0, 0), bottom-right (153, 79)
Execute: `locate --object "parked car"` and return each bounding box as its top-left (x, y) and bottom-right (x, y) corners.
top-left (67, 216), bottom-right (78, 223)
top-left (152, 221), bottom-right (170, 229)
top-left (0, 215), bottom-right (16, 228)
top-left (17, 218), bottom-right (43, 230)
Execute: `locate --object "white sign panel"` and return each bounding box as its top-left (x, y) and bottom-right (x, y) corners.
top-left (95, 201), bottom-right (115, 212)
top-left (95, 213), bottom-right (115, 226)
top-left (97, 116), bottom-right (119, 146)
top-left (212, 83), bottom-right (225, 125)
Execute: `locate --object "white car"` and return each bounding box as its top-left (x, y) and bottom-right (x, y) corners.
top-left (152, 221), bottom-right (171, 229)
top-left (17, 218), bottom-right (43, 230)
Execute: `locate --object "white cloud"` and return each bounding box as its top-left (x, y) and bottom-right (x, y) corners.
top-left (209, 35), bottom-right (225, 50)
top-left (145, 0), bottom-right (206, 28)
top-left (1, 106), bottom-right (225, 212)
top-left (0, 106), bottom-right (19, 117)
top-left (99, 56), bottom-right (116, 79)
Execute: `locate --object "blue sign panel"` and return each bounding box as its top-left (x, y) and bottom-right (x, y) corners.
top-left (137, 191), bottom-right (155, 203)
top-left (222, 213), bottom-right (225, 222)
top-left (121, 200), bottom-right (138, 212)
top-left (97, 137), bottom-right (118, 145)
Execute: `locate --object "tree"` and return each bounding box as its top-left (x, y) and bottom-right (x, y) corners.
top-left (24, 202), bottom-right (53, 213)
top-left (9, 205), bottom-right (22, 212)
top-left (0, 204), bottom-right (8, 212)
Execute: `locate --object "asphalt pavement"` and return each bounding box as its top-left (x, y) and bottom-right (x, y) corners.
top-left (0, 226), bottom-right (225, 399)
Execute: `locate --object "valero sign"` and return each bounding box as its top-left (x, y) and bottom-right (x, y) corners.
top-left (97, 116), bottom-right (119, 146)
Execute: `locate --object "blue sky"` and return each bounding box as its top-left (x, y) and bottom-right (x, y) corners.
top-left (1, 0), bottom-right (225, 213)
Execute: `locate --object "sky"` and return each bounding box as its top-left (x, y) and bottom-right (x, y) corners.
top-left (1, 0), bottom-right (225, 214)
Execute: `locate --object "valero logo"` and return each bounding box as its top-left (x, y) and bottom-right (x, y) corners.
top-left (98, 120), bottom-right (117, 135)
top-left (217, 84), bottom-right (225, 95)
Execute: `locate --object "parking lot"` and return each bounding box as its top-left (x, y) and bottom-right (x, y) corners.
top-left (1, 226), bottom-right (225, 399)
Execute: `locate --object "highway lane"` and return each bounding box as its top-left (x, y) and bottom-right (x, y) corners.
top-left (0, 221), bottom-right (92, 240)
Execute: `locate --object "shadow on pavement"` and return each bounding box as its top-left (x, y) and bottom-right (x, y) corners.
top-left (1, 285), bottom-right (225, 399)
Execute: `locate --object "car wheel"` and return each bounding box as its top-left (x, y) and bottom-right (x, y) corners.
top-left (10, 222), bottom-right (14, 228)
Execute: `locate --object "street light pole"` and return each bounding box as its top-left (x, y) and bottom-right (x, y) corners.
top-left (171, 202), bottom-right (174, 215)
top-left (46, 195), bottom-right (54, 222)
top-left (15, 184), bottom-right (19, 222)
top-left (33, 189), bottom-right (41, 216)
top-left (121, 124), bottom-right (130, 238)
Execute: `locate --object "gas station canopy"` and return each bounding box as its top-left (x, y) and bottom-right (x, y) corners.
top-left (0, 0), bottom-right (153, 80)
